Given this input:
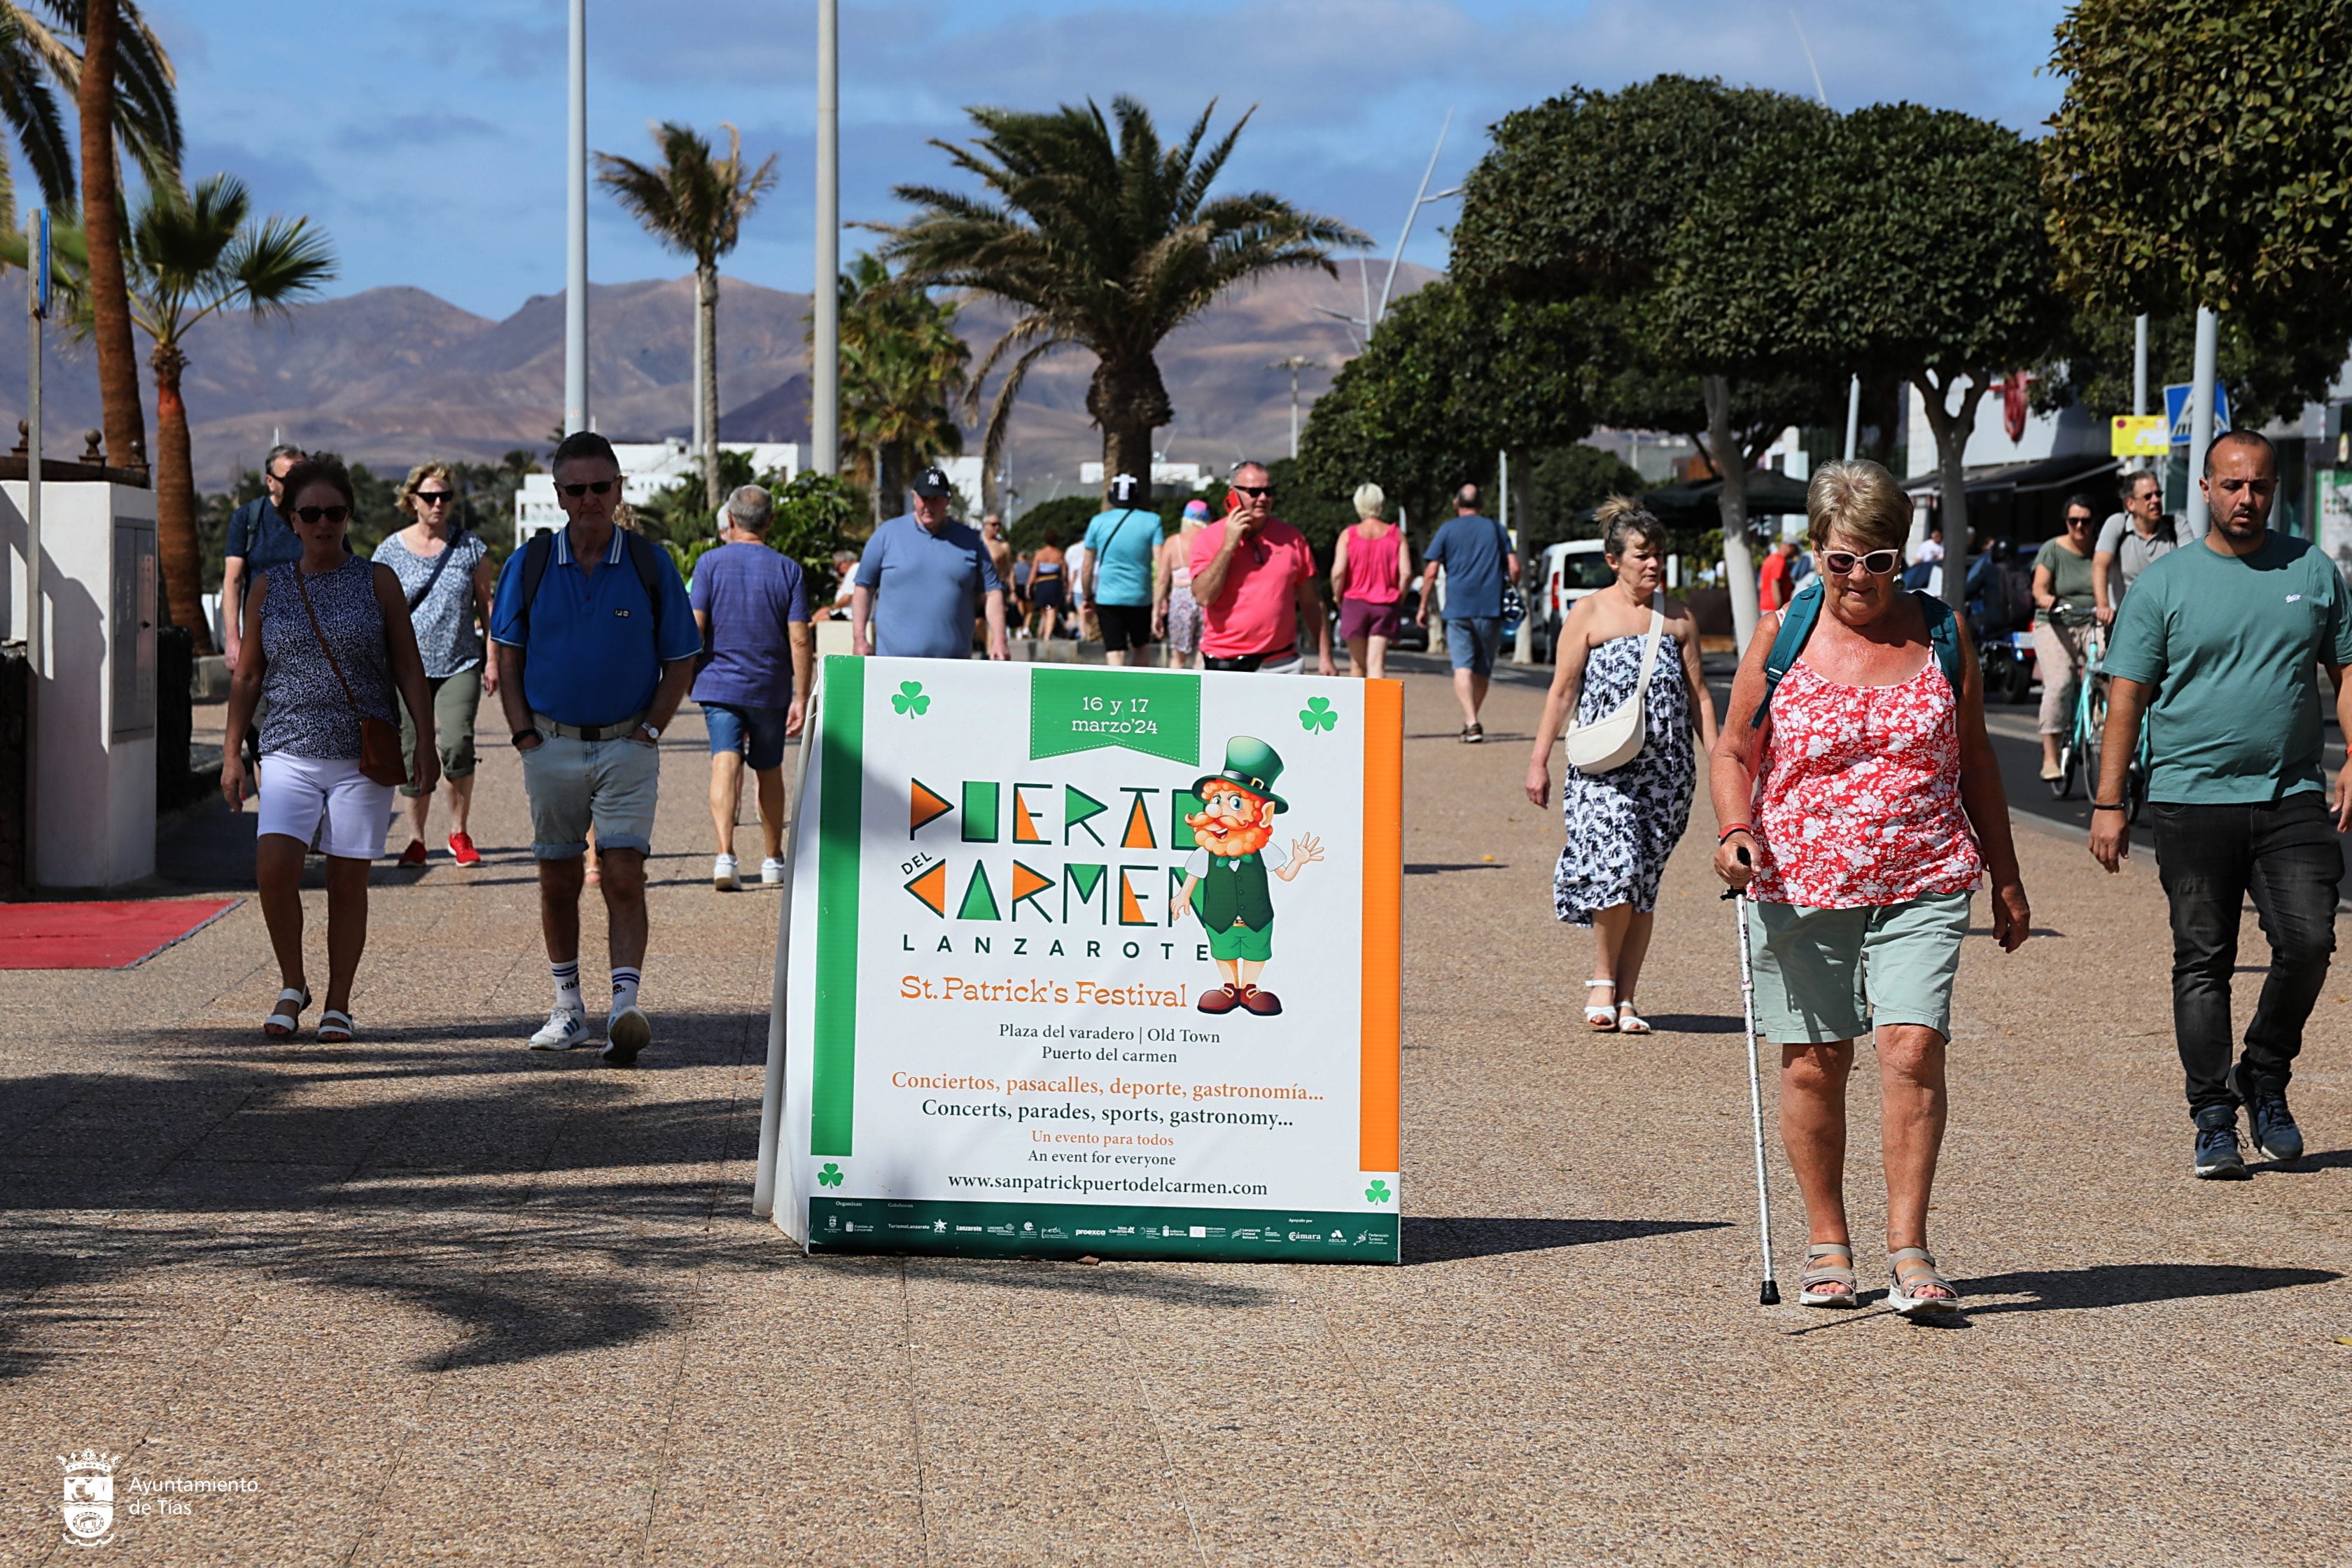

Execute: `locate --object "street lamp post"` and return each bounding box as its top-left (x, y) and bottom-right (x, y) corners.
top-left (563, 0), bottom-right (588, 435)
top-left (1267, 356), bottom-right (1320, 459)
top-left (810, 0), bottom-right (839, 477)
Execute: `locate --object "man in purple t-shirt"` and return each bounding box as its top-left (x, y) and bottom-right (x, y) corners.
top-left (690, 485), bottom-right (813, 890)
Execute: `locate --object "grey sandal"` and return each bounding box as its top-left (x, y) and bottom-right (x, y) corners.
top-left (1798, 1243), bottom-right (1859, 1308)
top-left (1887, 1247), bottom-right (1962, 1316)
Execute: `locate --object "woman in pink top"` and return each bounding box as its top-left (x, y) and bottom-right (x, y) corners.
top-left (1329, 482), bottom-right (1411, 678)
top-left (1711, 460), bottom-right (2031, 1318)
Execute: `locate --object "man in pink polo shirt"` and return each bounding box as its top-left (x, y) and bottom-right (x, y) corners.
top-left (1189, 461), bottom-right (1336, 675)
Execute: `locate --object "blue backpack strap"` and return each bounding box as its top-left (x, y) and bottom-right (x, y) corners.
top-left (1914, 589), bottom-right (1963, 694)
top-left (1752, 577), bottom-right (1823, 727)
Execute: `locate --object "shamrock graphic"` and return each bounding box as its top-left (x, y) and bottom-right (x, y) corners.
top-left (1298, 696), bottom-right (1338, 734)
top-left (817, 1162), bottom-right (845, 1188)
top-left (1364, 1179), bottom-right (1392, 1204)
top-left (890, 681), bottom-right (930, 717)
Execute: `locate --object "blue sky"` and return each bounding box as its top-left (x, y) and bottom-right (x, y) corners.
top-left (145, 0), bottom-right (2073, 321)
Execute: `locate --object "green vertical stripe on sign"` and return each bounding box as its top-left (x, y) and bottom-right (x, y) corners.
top-left (811, 657), bottom-right (865, 1156)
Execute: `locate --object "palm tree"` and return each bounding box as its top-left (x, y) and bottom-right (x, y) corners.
top-left (595, 120), bottom-right (778, 512)
top-left (71, 0), bottom-right (179, 476)
top-left (880, 97), bottom-right (1364, 506)
top-left (105, 174), bottom-right (334, 651)
top-left (834, 253), bottom-right (968, 524)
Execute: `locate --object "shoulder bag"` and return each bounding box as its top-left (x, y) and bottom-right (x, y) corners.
top-left (293, 564), bottom-right (407, 787)
top-left (404, 528), bottom-right (471, 612)
top-left (1562, 593), bottom-right (1665, 775)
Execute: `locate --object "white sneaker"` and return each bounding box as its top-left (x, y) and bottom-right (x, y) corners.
top-left (603, 1005), bottom-right (651, 1065)
top-left (528, 1010), bottom-right (589, 1051)
top-left (761, 856), bottom-right (788, 885)
top-left (713, 853), bottom-right (739, 891)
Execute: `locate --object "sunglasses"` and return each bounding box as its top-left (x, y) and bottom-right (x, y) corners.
top-left (293, 505), bottom-right (351, 524)
top-left (1231, 484), bottom-right (1271, 498)
top-left (414, 490), bottom-right (455, 507)
top-left (2066, 514), bottom-right (2094, 526)
top-left (1819, 548), bottom-right (1900, 576)
top-left (559, 479), bottom-right (617, 498)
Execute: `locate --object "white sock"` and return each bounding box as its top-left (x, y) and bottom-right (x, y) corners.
top-left (551, 960), bottom-right (582, 1016)
top-left (611, 967), bottom-right (642, 1015)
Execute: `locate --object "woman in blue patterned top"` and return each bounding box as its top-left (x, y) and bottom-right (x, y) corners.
top-left (221, 458), bottom-right (438, 1044)
top-left (373, 463), bottom-right (498, 867)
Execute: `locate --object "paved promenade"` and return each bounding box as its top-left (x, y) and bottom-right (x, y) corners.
top-left (4, 671), bottom-right (2348, 1566)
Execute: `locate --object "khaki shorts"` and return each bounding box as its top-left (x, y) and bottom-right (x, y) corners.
top-left (1746, 889), bottom-right (1973, 1044)
top-left (520, 728), bottom-right (661, 860)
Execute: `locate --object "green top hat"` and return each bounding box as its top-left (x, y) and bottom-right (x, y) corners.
top-left (1193, 736), bottom-right (1289, 813)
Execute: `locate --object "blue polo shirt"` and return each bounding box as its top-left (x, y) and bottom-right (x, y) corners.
top-left (225, 496), bottom-right (302, 606)
top-left (489, 526), bottom-right (699, 727)
top-left (1424, 512), bottom-right (1512, 619)
top-left (855, 512), bottom-right (1002, 659)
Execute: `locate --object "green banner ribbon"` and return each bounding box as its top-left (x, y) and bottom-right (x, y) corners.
top-left (1028, 667), bottom-right (1200, 765)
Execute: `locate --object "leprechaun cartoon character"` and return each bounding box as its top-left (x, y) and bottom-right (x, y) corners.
top-left (1170, 736), bottom-right (1323, 1016)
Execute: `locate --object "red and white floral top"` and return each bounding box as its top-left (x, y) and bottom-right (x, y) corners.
top-left (1748, 657), bottom-right (1983, 909)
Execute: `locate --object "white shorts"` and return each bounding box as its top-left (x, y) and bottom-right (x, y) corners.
top-left (256, 754), bottom-right (396, 860)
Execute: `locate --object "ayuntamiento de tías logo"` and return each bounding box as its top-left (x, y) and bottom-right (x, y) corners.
top-left (59, 1448), bottom-right (120, 1546)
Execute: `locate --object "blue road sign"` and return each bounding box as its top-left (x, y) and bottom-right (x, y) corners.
top-left (2164, 381), bottom-right (2232, 447)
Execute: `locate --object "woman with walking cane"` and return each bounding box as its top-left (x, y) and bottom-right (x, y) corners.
top-left (1710, 461), bottom-right (2031, 1316)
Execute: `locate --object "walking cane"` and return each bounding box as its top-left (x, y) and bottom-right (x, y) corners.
top-left (1723, 849), bottom-right (1779, 1307)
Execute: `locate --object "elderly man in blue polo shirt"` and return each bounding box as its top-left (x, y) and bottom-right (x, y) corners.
top-left (851, 465), bottom-right (1009, 659)
top-left (491, 431), bottom-right (699, 1064)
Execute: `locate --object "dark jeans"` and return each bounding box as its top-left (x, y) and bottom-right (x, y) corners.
top-left (2150, 794), bottom-right (2342, 1120)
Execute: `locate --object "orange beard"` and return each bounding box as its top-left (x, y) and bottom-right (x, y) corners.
top-left (1189, 810), bottom-right (1274, 860)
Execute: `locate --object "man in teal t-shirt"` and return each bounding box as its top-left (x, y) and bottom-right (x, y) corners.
top-left (1081, 472), bottom-right (1166, 666)
top-left (2093, 430), bottom-right (2352, 1179)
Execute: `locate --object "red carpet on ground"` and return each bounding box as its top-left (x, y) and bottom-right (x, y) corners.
top-left (0, 898), bottom-right (242, 969)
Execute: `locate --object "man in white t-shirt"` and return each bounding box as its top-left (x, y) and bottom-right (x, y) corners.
top-left (2094, 468), bottom-right (2185, 625)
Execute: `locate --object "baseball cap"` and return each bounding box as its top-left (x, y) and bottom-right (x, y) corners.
top-left (1182, 499), bottom-right (1211, 521)
top-left (911, 465), bottom-right (954, 498)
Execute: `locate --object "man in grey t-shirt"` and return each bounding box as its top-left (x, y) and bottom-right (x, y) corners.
top-left (2093, 468), bottom-right (2188, 625)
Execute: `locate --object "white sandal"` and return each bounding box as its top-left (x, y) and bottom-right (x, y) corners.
top-left (1616, 1000), bottom-right (1652, 1035)
top-left (317, 1009), bottom-right (354, 1044)
top-left (262, 987), bottom-right (309, 1040)
top-left (1584, 979), bottom-right (1617, 1031)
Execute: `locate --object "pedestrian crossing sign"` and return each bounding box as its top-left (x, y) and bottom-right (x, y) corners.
top-left (2163, 382), bottom-right (2233, 447)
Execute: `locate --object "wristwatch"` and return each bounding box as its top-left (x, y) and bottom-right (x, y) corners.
top-left (638, 722), bottom-right (662, 743)
top-left (511, 727), bottom-right (541, 749)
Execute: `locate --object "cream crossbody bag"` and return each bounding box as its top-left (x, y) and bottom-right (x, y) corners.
top-left (1562, 594), bottom-right (1665, 774)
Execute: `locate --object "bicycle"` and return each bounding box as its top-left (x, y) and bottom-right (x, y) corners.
top-left (2050, 620), bottom-right (2150, 819)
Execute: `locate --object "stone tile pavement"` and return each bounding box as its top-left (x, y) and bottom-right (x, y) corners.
top-left (3, 674), bottom-right (2348, 1565)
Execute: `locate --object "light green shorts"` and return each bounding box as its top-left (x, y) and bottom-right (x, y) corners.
top-left (1207, 919), bottom-right (1274, 964)
top-left (1746, 889), bottom-right (1973, 1044)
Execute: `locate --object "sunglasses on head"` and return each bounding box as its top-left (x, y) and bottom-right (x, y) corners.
top-left (294, 504), bottom-right (350, 524)
top-left (1820, 547), bottom-right (1900, 576)
top-left (559, 479), bottom-right (617, 498)
top-left (414, 490), bottom-right (454, 506)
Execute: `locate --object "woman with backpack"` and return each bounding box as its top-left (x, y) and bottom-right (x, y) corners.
top-left (372, 463), bottom-right (497, 866)
top-left (1710, 460), bottom-right (2031, 1317)
top-left (1525, 496), bottom-right (1717, 1036)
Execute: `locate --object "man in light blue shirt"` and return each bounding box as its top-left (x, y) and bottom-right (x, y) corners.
top-left (853, 466), bottom-right (1009, 659)
top-left (1082, 472), bottom-right (1166, 665)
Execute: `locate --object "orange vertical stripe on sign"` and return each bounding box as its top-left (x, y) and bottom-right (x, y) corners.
top-left (1359, 680), bottom-right (1403, 1172)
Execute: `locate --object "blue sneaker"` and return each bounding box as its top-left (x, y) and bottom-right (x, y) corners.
top-left (2232, 1063), bottom-right (2304, 1163)
top-left (2194, 1112), bottom-right (2248, 1180)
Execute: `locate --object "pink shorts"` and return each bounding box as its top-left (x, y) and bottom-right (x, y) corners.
top-left (1338, 596), bottom-right (1401, 643)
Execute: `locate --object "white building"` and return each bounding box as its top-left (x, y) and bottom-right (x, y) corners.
top-left (515, 439), bottom-right (802, 538)
top-left (1077, 460), bottom-right (1208, 493)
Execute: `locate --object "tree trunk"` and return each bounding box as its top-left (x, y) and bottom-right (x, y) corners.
top-left (699, 260), bottom-right (722, 514)
top-left (79, 0), bottom-right (146, 481)
top-left (1914, 371), bottom-right (1990, 614)
top-left (1704, 374), bottom-right (1760, 652)
top-left (1087, 353), bottom-right (1172, 508)
top-left (150, 340), bottom-right (208, 653)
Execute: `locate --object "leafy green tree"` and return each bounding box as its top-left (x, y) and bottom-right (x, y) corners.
top-left (596, 120), bottom-right (779, 512)
top-left (834, 253), bottom-right (968, 524)
top-left (2033, 302), bottom-right (2349, 426)
top-left (62, 174), bottom-right (332, 650)
top-left (880, 95), bottom-right (1364, 506)
top-left (1522, 445), bottom-right (1648, 554)
top-left (1452, 76), bottom-right (1834, 647)
top-left (1669, 102), bottom-right (2064, 608)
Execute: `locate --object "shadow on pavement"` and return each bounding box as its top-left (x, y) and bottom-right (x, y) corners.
top-left (1642, 1014), bottom-right (1745, 1035)
top-left (1404, 1216), bottom-right (1727, 1266)
top-left (1958, 1261), bottom-right (2340, 1315)
top-left (1404, 862), bottom-right (1509, 876)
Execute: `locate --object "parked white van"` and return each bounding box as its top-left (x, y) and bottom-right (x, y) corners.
top-left (1530, 541), bottom-right (1619, 662)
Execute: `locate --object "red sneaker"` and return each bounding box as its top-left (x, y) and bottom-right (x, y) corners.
top-left (447, 832), bottom-right (482, 867)
top-left (396, 839), bottom-right (428, 868)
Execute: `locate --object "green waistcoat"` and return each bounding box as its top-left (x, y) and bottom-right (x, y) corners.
top-left (1197, 853), bottom-right (1274, 931)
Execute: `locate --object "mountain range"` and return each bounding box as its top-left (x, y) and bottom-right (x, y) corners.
top-left (0, 260), bottom-right (1436, 494)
